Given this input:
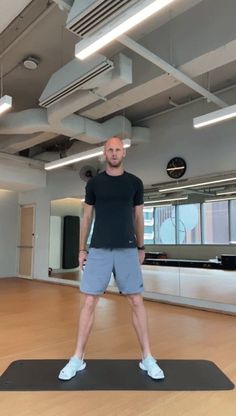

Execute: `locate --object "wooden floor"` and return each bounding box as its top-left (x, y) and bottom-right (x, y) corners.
top-left (0, 277), bottom-right (235, 416)
top-left (50, 271), bottom-right (80, 281)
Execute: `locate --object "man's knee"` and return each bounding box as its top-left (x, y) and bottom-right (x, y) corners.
top-left (82, 294), bottom-right (99, 311)
top-left (126, 293), bottom-right (143, 308)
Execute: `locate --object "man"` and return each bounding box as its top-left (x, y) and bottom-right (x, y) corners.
top-left (58, 137), bottom-right (164, 381)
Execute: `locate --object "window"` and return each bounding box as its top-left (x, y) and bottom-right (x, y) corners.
top-left (202, 201), bottom-right (229, 244)
top-left (144, 207), bottom-right (154, 244)
top-left (155, 205), bottom-right (176, 244)
top-left (177, 204), bottom-right (201, 244)
top-left (230, 200), bottom-right (236, 243)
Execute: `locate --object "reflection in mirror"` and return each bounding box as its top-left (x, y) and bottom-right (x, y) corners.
top-left (144, 171), bottom-right (236, 248)
top-left (49, 198), bottom-right (84, 283)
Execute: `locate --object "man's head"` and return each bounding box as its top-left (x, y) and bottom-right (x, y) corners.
top-left (103, 137), bottom-right (126, 168)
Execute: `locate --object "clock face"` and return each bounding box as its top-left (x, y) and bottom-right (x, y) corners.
top-left (166, 157), bottom-right (186, 179)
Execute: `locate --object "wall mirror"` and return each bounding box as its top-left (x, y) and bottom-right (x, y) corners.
top-left (49, 197), bottom-right (84, 283)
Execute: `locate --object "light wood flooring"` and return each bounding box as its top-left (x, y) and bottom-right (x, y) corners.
top-left (0, 277), bottom-right (235, 416)
top-left (50, 271), bottom-right (80, 281)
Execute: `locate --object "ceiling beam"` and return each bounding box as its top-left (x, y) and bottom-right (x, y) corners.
top-left (118, 35), bottom-right (227, 108)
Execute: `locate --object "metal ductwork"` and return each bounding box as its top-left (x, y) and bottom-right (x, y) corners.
top-left (39, 54), bottom-right (114, 108)
top-left (45, 53), bottom-right (132, 124)
top-left (52, 0), bottom-right (74, 12)
top-left (66, 0), bottom-right (138, 37)
top-left (0, 51), bottom-right (138, 151)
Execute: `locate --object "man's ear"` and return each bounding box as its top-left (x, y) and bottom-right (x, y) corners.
top-left (123, 149), bottom-right (126, 158)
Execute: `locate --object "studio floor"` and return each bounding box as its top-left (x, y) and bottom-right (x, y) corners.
top-left (0, 277), bottom-right (235, 416)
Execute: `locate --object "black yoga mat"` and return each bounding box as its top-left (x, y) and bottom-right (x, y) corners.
top-left (0, 359), bottom-right (234, 391)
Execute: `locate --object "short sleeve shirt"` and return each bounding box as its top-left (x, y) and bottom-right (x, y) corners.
top-left (85, 171), bottom-right (144, 248)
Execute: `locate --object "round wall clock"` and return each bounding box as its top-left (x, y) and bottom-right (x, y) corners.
top-left (166, 157), bottom-right (187, 179)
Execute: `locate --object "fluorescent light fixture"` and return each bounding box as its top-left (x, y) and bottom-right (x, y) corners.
top-left (216, 189), bottom-right (236, 196)
top-left (144, 196), bottom-right (188, 204)
top-left (44, 138), bottom-right (131, 171)
top-left (206, 196), bottom-right (236, 203)
top-left (193, 103), bottom-right (236, 128)
top-left (159, 177), bottom-right (236, 192)
top-left (75, 0), bottom-right (175, 60)
top-left (0, 95), bottom-right (12, 114)
top-left (146, 203), bottom-right (172, 208)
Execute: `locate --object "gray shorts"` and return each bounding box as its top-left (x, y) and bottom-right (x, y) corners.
top-left (80, 248), bottom-right (144, 295)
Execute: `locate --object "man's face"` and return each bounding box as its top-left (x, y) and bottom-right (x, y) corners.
top-left (104, 138), bottom-right (126, 168)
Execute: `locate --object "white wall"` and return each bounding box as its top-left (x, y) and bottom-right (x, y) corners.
top-left (0, 190), bottom-right (18, 277)
top-left (50, 197), bottom-right (83, 217)
top-left (0, 157), bottom-right (46, 191)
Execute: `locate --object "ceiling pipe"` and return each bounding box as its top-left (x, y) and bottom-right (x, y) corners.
top-left (118, 35), bottom-right (228, 109)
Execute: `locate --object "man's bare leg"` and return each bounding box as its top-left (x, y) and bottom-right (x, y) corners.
top-left (74, 293), bottom-right (100, 358)
top-left (58, 293), bottom-right (99, 380)
top-left (126, 293), bottom-right (164, 379)
top-left (126, 293), bottom-right (151, 358)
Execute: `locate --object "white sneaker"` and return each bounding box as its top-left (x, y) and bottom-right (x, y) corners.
top-left (58, 356), bottom-right (86, 380)
top-left (139, 355), bottom-right (165, 380)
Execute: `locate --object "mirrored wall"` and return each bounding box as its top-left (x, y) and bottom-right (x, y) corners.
top-left (49, 197), bottom-right (84, 283)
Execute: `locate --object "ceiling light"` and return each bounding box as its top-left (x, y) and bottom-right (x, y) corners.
top-left (23, 56), bottom-right (39, 70)
top-left (0, 95), bottom-right (12, 114)
top-left (216, 189), bottom-right (236, 196)
top-left (206, 196), bottom-right (236, 203)
top-left (144, 196), bottom-right (188, 204)
top-left (75, 0), bottom-right (175, 60)
top-left (159, 177), bottom-right (236, 192)
top-left (44, 138), bottom-right (131, 171)
top-left (145, 203), bottom-right (172, 207)
top-left (193, 103), bottom-right (236, 128)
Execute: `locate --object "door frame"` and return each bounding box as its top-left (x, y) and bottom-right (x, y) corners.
top-left (17, 203), bottom-right (36, 279)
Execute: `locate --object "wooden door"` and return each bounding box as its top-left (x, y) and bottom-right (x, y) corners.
top-left (18, 205), bottom-right (35, 278)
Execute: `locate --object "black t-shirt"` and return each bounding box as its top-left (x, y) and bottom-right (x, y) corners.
top-left (85, 171), bottom-right (144, 248)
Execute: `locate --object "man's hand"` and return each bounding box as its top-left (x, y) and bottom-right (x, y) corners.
top-left (79, 251), bottom-right (88, 270)
top-left (138, 249), bottom-right (145, 265)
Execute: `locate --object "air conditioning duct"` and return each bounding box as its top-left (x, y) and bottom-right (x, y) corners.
top-left (66, 0), bottom-right (138, 37)
top-left (39, 55), bottom-right (114, 108)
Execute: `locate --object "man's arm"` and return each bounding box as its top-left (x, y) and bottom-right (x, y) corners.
top-left (134, 204), bottom-right (145, 264)
top-left (79, 203), bottom-right (94, 268)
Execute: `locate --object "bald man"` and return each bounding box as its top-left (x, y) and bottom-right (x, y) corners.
top-left (59, 137), bottom-right (164, 381)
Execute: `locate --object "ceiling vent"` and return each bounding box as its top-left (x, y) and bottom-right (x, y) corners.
top-left (39, 55), bottom-right (114, 108)
top-left (66, 0), bottom-right (138, 37)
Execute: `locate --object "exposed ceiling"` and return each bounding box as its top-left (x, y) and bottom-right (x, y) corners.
top-left (0, 0), bottom-right (33, 33)
top-left (0, 0), bottom-right (236, 199)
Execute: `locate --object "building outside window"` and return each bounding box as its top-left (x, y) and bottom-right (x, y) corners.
top-left (144, 207), bottom-right (154, 244)
top-left (154, 205), bottom-right (176, 244)
top-left (230, 199), bottom-right (236, 244)
top-left (202, 201), bottom-right (229, 244)
top-left (177, 204), bottom-right (201, 244)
